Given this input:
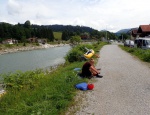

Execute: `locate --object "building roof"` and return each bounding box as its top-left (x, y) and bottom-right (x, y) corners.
top-left (138, 25), bottom-right (150, 32)
top-left (132, 29), bottom-right (138, 34)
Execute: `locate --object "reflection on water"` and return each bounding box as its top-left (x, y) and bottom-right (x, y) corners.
top-left (0, 45), bottom-right (71, 74)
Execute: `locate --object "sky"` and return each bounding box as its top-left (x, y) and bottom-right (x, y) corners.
top-left (0, 0), bottom-right (150, 33)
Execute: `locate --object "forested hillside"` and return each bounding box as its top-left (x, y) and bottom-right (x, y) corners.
top-left (0, 20), bottom-right (117, 43)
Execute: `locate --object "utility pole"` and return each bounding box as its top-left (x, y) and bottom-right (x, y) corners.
top-left (105, 26), bottom-right (107, 41)
top-left (106, 30), bottom-right (107, 40)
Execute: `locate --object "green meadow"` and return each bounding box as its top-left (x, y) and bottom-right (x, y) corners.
top-left (53, 32), bottom-right (62, 40)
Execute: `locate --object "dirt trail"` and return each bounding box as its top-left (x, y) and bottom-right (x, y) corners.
top-left (74, 44), bottom-right (150, 115)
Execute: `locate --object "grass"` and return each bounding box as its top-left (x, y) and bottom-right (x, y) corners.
top-left (0, 42), bottom-right (107, 115)
top-left (0, 41), bottom-right (70, 52)
top-left (119, 45), bottom-right (150, 62)
top-left (0, 43), bottom-right (39, 50)
top-left (53, 32), bottom-right (62, 40)
top-left (0, 63), bottom-right (87, 115)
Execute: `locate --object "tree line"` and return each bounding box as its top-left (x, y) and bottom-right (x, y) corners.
top-left (0, 20), bottom-right (118, 43)
top-left (0, 20), bottom-right (54, 43)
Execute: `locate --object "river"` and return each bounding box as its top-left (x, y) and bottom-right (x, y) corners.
top-left (0, 45), bottom-right (71, 74)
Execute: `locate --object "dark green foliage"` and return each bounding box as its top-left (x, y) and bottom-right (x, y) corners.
top-left (61, 30), bottom-right (70, 41)
top-left (0, 21), bottom-right (117, 43)
top-left (0, 22), bottom-right (13, 39)
top-left (65, 48), bottom-right (83, 62)
top-left (0, 21), bottom-right (54, 42)
top-left (36, 27), bottom-right (54, 42)
top-left (24, 20), bottom-right (31, 28)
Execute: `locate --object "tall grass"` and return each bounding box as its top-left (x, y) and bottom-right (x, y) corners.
top-left (0, 42), bottom-right (107, 115)
top-left (119, 45), bottom-right (150, 62)
top-left (0, 63), bottom-right (86, 115)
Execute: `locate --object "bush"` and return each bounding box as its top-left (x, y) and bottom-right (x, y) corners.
top-left (2, 69), bottom-right (44, 90)
top-left (65, 44), bottom-right (94, 63)
top-left (142, 50), bottom-right (150, 62)
top-left (65, 49), bottom-right (83, 62)
top-left (127, 49), bottom-right (134, 53)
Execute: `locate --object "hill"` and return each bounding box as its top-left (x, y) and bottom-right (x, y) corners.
top-left (115, 27), bottom-right (138, 36)
top-left (31, 24), bottom-right (96, 33)
top-left (115, 28), bottom-right (131, 36)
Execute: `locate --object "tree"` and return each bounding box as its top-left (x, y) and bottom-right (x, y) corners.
top-left (61, 31), bottom-right (69, 41)
top-left (119, 33), bottom-right (130, 41)
top-left (24, 20), bottom-right (31, 29)
top-left (70, 35), bottom-right (81, 45)
top-left (12, 25), bottom-right (24, 40)
top-left (48, 29), bottom-right (54, 41)
top-left (0, 24), bottom-right (5, 38)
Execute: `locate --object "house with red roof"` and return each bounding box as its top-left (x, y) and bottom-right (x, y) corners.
top-left (131, 25), bottom-right (150, 39)
top-left (137, 25), bottom-right (150, 37)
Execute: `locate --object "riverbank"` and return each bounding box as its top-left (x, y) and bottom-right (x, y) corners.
top-left (0, 42), bottom-right (107, 115)
top-left (0, 43), bottom-right (68, 55)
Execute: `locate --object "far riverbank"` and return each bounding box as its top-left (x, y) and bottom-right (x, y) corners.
top-left (0, 43), bottom-right (68, 55)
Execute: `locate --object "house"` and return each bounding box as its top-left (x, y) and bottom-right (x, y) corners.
top-left (2, 39), bottom-right (18, 44)
top-left (27, 37), bottom-right (37, 43)
top-left (130, 25), bottom-right (150, 39)
top-left (137, 25), bottom-right (150, 37)
top-left (80, 32), bottom-right (90, 40)
top-left (37, 39), bottom-right (47, 44)
top-left (131, 28), bottom-right (138, 38)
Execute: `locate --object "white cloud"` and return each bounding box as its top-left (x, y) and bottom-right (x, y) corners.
top-left (7, 0), bottom-right (22, 15)
top-left (0, 0), bottom-right (150, 32)
top-left (70, 18), bottom-right (86, 26)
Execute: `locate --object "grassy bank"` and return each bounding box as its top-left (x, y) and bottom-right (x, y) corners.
top-left (0, 43), bottom-right (39, 50)
top-left (0, 42), bottom-right (107, 115)
top-left (0, 42), bottom-right (68, 51)
top-left (119, 45), bottom-right (150, 62)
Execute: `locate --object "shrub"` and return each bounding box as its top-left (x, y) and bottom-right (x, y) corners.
top-left (142, 50), bottom-right (150, 62)
top-left (127, 49), bottom-right (134, 53)
top-left (65, 49), bottom-right (83, 62)
top-left (65, 44), bottom-right (94, 63)
top-left (2, 69), bottom-right (44, 90)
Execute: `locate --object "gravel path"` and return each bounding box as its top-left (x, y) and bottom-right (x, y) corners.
top-left (75, 44), bottom-right (150, 115)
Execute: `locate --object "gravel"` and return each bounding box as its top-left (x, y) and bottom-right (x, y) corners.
top-left (72, 44), bottom-right (150, 115)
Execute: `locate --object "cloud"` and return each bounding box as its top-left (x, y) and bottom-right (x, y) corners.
top-left (0, 0), bottom-right (150, 32)
top-left (70, 18), bottom-right (86, 26)
top-left (7, 0), bottom-right (22, 15)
